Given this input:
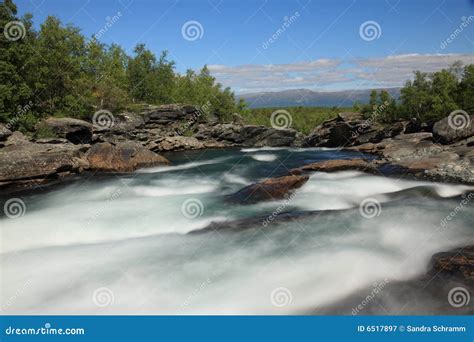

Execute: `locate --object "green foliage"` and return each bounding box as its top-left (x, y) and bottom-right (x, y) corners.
top-left (358, 63), bottom-right (474, 124)
top-left (34, 123), bottom-right (56, 139)
top-left (243, 106), bottom-right (348, 134)
top-left (0, 0), bottom-right (240, 131)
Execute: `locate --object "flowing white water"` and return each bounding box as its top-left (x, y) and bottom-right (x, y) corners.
top-left (0, 148), bottom-right (472, 314)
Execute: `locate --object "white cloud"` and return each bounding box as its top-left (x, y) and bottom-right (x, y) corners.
top-left (208, 53), bottom-right (474, 93)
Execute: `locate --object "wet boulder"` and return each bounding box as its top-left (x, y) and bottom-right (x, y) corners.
top-left (291, 158), bottom-right (377, 174)
top-left (226, 174), bottom-right (309, 204)
top-left (86, 142), bottom-right (170, 172)
top-left (0, 142), bottom-right (88, 189)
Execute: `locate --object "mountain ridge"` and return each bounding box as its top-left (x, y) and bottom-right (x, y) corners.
top-left (236, 88), bottom-right (401, 108)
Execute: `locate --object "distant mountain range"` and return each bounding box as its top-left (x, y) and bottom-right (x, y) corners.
top-left (236, 88), bottom-right (401, 108)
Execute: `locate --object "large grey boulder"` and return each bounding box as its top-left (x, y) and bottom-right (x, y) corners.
top-left (432, 114), bottom-right (474, 144)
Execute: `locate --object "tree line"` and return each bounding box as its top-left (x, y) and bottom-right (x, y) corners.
top-left (1, 0), bottom-right (472, 134)
top-left (356, 61), bottom-right (474, 123)
top-left (0, 0), bottom-right (241, 132)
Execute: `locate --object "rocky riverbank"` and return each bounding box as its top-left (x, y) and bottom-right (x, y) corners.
top-left (0, 104), bottom-right (472, 192)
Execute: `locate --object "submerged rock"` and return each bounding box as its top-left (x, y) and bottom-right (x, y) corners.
top-left (291, 158), bottom-right (377, 174)
top-left (428, 245), bottom-right (474, 282)
top-left (86, 142), bottom-right (170, 172)
top-left (227, 174), bottom-right (309, 204)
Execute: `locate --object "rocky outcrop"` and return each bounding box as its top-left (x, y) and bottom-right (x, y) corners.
top-left (349, 133), bottom-right (473, 184)
top-left (305, 112), bottom-right (406, 148)
top-left (432, 114), bottom-right (474, 144)
top-left (106, 111), bottom-right (145, 133)
top-left (39, 118), bottom-right (93, 144)
top-left (0, 124), bottom-right (12, 142)
top-left (195, 123), bottom-right (298, 147)
top-left (227, 174), bottom-right (309, 204)
top-left (148, 136), bottom-right (227, 152)
top-left (142, 104), bottom-right (199, 125)
top-left (291, 158), bottom-right (377, 174)
top-left (85, 142), bottom-right (170, 172)
top-left (3, 131), bottom-right (30, 146)
top-left (0, 141), bottom-right (88, 189)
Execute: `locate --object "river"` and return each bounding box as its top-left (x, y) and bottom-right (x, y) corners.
top-left (1, 147), bottom-right (472, 314)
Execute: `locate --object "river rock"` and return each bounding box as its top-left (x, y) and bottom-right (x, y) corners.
top-left (227, 174), bottom-right (309, 204)
top-left (86, 142), bottom-right (170, 172)
top-left (428, 245), bottom-right (474, 281)
top-left (350, 133), bottom-right (474, 184)
top-left (0, 142), bottom-right (88, 189)
top-left (291, 159), bottom-right (377, 174)
top-left (148, 136), bottom-right (227, 151)
top-left (39, 118), bottom-right (93, 144)
top-left (432, 114), bottom-right (474, 144)
top-left (196, 123), bottom-right (297, 147)
top-left (253, 128), bottom-right (298, 147)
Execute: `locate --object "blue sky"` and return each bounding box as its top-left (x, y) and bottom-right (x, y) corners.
top-left (17, 0), bottom-right (474, 93)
